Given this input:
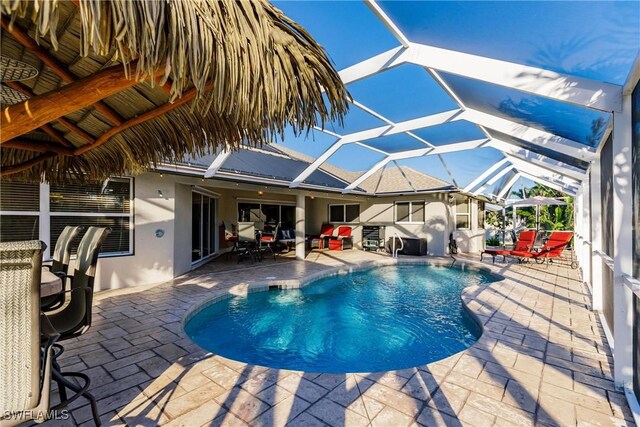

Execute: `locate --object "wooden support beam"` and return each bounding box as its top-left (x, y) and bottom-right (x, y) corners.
top-left (0, 153), bottom-right (56, 177)
top-left (2, 139), bottom-right (74, 155)
top-left (1, 75), bottom-right (202, 177)
top-left (75, 83), bottom-right (208, 155)
top-left (1, 62), bottom-right (156, 143)
top-left (1, 16), bottom-right (124, 126)
top-left (5, 81), bottom-right (75, 147)
top-left (5, 81), bottom-right (95, 144)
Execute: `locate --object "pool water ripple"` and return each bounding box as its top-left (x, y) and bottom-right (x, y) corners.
top-left (185, 264), bottom-right (498, 373)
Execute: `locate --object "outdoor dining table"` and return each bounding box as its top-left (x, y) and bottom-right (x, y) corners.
top-left (41, 268), bottom-right (62, 297)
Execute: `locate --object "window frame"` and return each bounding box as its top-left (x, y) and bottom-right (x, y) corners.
top-left (454, 196), bottom-right (471, 230)
top-left (192, 189), bottom-right (218, 265)
top-left (236, 199), bottom-right (296, 228)
top-left (394, 200), bottom-right (425, 224)
top-left (328, 203), bottom-right (360, 224)
top-left (0, 178), bottom-right (135, 259)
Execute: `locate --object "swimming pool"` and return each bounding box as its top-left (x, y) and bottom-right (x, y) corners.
top-left (185, 264), bottom-right (498, 373)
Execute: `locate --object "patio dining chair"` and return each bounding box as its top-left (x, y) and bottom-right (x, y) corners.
top-left (41, 225), bottom-right (83, 310)
top-left (0, 240), bottom-right (59, 426)
top-left (259, 223), bottom-right (279, 261)
top-left (236, 222), bottom-right (258, 263)
top-left (43, 226), bottom-right (110, 426)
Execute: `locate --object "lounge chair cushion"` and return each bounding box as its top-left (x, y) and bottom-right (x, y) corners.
top-left (336, 226), bottom-right (352, 240)
top-left (319, 224), bottom-right (334, 238)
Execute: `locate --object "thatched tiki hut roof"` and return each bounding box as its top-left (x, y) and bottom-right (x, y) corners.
top-left (0, 0), bottom-right (349, 182)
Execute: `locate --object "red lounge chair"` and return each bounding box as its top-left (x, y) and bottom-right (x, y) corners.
top-left (328, 226), bottom-right (353, 251)
top-left (511, 231), bottom-right (575, 267)
top-left (481, 230), bottom-right (536, 263)
top-left (319, 223), bottom-right (334, 239)
top-left (310, 224), bottom-right (335, 250)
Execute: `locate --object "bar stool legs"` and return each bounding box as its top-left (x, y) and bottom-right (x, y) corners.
top-left (50, 344), bottom-right (101, 426)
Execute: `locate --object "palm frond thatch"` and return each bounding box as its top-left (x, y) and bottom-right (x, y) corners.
top-left (0, 0), bottom-right (350, 182)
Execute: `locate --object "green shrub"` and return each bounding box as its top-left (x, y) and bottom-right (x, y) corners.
top-left (486, 237), bottom-right (501, 246)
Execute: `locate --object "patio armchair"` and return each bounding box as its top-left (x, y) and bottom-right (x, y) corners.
top-left (43, 226), bottom-right (110, 426)
top-left (328, 226), bottom-right (353, 251)
top-left (223, 222), bottom-right (238, 240)
top-left (41, 225), bottom-right (83, 310)
top-left (481, 230), bottom-right (536, 263)
top-left (276, 227), bottom-right (296, 252)
top-left (0, 240), bottom-right (59, 426)
top-left (221, 221), bottom-right (239, 259)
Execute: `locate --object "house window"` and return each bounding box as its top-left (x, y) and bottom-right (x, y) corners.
top-left (395, 201), bottom-right (425, 224)
top-left (50, 177), bottom-right (134, 255)
top-left (238, 202), bottom-right (295, 229)
top-left (0, 181), bottom-right (40, 242)
top-left (477, 201), bottom-right (486, 229)
top-left (0, 178), bottom-right (134, 256)
top-left (455, 196), bottom-right (470, 229)
top-left (329, 204), bottom-right (360, 223)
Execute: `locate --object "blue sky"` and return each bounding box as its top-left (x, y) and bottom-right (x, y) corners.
top-left (273, 1), bottom-right (640, 189)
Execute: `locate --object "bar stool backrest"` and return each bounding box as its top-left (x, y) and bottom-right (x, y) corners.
top-left (51, 225), bottom-right (83, 275)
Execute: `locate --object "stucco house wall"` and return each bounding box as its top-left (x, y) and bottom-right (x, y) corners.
top-left (69, 172), bottom-right (485, 291)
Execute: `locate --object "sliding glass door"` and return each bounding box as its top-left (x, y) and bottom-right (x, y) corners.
top-left (192, 192), bottom-right (216, 263)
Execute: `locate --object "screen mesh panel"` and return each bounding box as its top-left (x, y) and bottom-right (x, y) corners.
top-left (635, 295), bottom-right (639, 398)
top-left (601, 135), bottom-right (614, 330)
top-left (626, 94), bottom-right (639, 398)
top-left (632, 82), bottom-right (640, 279)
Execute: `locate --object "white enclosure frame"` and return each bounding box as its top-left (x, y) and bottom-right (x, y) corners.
top-left (200, 1), bottom-right (640, 415)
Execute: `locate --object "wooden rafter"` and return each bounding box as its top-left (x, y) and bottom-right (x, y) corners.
top-left (1, 16), bottom-right (124, 126)
top-left (39, 124), bottom-right (74, 147)
top-left (1, 62), bottom-right (160, 143)
top-left (1, 82), bottom-right (208, 177)
top-left (0, 153), bottom-right (56, 176)
top-left (5, 81), bottom-right (95, 144)
top-left (2, 139), bottom-right (74, 155)
top-left (74, 84), bottom-right (209, 155)
top-left (3, 82), bottom-right (75, 147)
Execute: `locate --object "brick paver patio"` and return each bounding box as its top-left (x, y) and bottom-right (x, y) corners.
top-left (42, 251), bottom-right (634, 426)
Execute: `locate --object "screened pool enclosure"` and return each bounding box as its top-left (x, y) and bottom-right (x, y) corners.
top-left (202, 0), bottom-right (640, 412)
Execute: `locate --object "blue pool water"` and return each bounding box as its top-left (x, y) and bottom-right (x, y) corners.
top-left (185, 264), bottom-right (498, 373)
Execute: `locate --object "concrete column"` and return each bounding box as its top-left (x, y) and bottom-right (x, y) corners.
top-left (295, 194), bottom-right (305, 260)
top-left (39, 183), bottom-right (50, 260)
top-left (173, 183), bottom-right (192, 276)
top-left (590, 157), bottom-right (603, 311)
top-left (612, 93), bottom-right (634, 389)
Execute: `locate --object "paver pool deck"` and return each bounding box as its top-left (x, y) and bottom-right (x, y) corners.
top-left (44, 251), bottom-right (634, 426)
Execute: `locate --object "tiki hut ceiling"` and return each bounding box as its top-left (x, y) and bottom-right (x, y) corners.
top-left (0, 0), bottom-right (349, 182)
